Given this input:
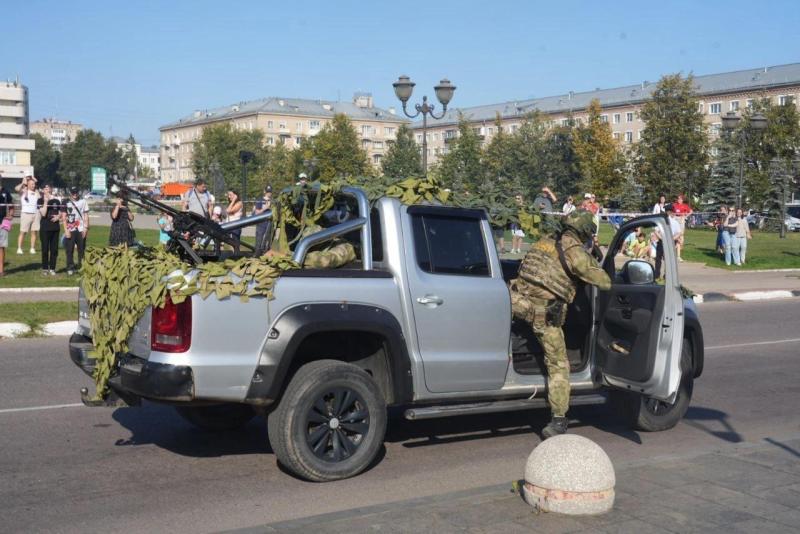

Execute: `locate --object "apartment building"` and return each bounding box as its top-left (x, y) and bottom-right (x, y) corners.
top-left (112, 137), bottom-right (161, 178)
top-left (0, 80), bottom-right (34, 181)
top-left (30, 118), bottom-right (82, 150)
top-left (413, 63), bottom-right (800, 167)
top-left (159, 92), bottom-right (407, 182)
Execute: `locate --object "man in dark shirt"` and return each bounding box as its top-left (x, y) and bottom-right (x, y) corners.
top-left (36, 183), bottom-right (62, 275)
top-left (0, 180), bottom-right (14, 277)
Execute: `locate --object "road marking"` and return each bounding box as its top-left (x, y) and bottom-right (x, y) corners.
top-left (706, 338), bottom-right (800, 351)
top-left (0, 403), bottom-right (83, 414)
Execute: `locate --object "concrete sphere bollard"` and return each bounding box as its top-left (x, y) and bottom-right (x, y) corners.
top-left (523, 434), bottom-right (615, 515)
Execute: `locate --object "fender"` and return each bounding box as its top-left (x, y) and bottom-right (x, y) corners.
top-left (244, 303), bottom-right (413, 405)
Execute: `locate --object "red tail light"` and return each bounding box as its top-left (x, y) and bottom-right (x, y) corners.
top-left (151, 295), bottom-right (192, 352)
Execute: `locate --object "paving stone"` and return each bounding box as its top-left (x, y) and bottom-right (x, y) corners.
top-left (720, 517), bottom-right (799, 534)
top-left (681, 481), bottom-right (794, 518)
top-left (624, 489), bottom-right (759, 530)
top-left (627, 464), bottom-right (705, 488)
top-left (599, 518), bottom-right (674, 534)
top-left (769, 508), bottom-right (800, 528)
top-left (613, 473), bottom-right (664, 495)
top-left (742, 483), bottom-right (800, 509)
top-left (515, 511), bottom-right (594, 533)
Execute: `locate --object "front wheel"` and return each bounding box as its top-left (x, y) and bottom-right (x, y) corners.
top-left (268, 360), bottom-right (387, 482)
top-left (609, 340), bottom-right (694, 432)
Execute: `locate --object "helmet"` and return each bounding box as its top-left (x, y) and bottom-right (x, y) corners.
top-left (563, 209), bottom-right (596, 241)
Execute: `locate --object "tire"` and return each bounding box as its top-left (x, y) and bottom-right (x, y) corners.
top-left (267, 360), bottom-right (387, 482)
top-left (175, 403), bottom-right (256, 432)
top-left (609, 339), bottom-right (694, 432)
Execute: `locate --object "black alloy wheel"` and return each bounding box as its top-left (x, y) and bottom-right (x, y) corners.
top-left (304, 388), bottom-right (370, 462)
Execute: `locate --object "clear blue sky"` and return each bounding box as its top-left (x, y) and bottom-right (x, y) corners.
top-left (6, 0), bottom-right (799, 146)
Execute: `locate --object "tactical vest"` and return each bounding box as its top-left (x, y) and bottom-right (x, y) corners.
top-left (517, 237), bottom-right (576, 303)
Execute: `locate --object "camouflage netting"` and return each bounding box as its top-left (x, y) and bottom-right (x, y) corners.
top-left (83, 176), bottom-right (545, 400)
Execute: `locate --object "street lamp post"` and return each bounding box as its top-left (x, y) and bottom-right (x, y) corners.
top-left (239, 150), bottom-right (255, 207)
top-left (393, 75), bottom-right (456, 175)
top-left (721, 111), bottom-right (768, 208)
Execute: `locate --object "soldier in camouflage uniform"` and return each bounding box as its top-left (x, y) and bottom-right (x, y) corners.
top-left (509, 209), bottom-right (611, 439)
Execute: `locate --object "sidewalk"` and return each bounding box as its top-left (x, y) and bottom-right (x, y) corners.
top-left (244, 436), bottom-right (800, 533)
top-left (679, 262), bottom-right (800, 301)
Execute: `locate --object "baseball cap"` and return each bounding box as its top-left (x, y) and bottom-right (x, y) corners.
top-left (584, 193), bottom-right (592, 199)
top-left (69, 186), bottom-right (79, 194)
top-left (299, 172), bottom-right (308, 179)
top-left (265, 185), bottom-right (272, 192)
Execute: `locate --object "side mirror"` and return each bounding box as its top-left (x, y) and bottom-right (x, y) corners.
top-left (623, 260), bottom-right (655, 285)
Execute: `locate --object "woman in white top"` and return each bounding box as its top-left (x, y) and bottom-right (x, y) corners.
top-left (652, 195), bottom-right (666, 214)
top-left (562, 196), bottom-right (576, 214)
top-left (226, 189), bottom-right (244, 252)
top-left (734, 207), bottom-right (752, 265)
top-left (15, 176), bottom-right (40, 254)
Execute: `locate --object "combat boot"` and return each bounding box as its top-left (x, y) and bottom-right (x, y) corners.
top-left (541, 416), bottom-right (568, 439)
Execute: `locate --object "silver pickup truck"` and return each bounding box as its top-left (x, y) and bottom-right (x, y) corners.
top-left (69, 187), bottom-right (704, 482)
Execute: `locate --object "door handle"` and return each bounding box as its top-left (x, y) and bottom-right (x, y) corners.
top-left (416, 295), bottom-right (444, 306)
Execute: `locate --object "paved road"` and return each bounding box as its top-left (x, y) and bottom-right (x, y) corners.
top-left (1, 300), bottom-right (799, 533)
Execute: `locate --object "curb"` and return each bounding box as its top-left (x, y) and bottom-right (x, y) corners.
top-left (692, 289), bottom-right (800, 304)
top-left (0, 287), bottom-right (78, 294)
top-left (0, 320), bottom-right (77, 338)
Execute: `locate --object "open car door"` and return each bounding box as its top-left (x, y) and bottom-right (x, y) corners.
top-left (593, 215), bottom-right (685, 403)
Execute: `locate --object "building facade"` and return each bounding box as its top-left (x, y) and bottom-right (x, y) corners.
top-left (0, 80), bottom-right (34, 181)
top-left (30, 118), bottom-right (82, 150)
top-left (413, 63), bottom-right (800, 167)
top-left (158, 93), bottom-right (407, 182)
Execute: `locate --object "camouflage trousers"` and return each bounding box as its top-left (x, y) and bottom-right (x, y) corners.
top-left (510, 286), bottom-right (570, 417)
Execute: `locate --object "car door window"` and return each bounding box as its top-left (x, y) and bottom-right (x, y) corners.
top-left (411, 214), bottom-right (489, 276)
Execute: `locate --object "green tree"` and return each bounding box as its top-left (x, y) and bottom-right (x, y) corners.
top-left (436, 113), bottom-right (485, 192)
top-left (303, 114), bottom-right (368, 181)
top-left (507, 111), bottom-right (550, 197)
top-left (252, 142), bottom-right (299, 193)
top-left (483, 115), bottom-right (517, 184)
top-left (738, 99), bottom-right (800, 208)
top-left (706, 133), bottom-right (739, 209)
top-left (192, 123), bottom-right (267, 198)
top-left (380, 123), bottom-right (422, 178)
top-left (29, 133), bottom-right (62, 186)
top-left (636, 74), bottom-right (709, 201)
top-left (60, 129), bottom-right (117, 190)
top-left (539, 124), bottom-right (582, 200)
top-left (573, 99), bottom-right (625, 199)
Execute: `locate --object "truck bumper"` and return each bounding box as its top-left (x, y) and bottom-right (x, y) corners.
top-left (69, 333), bottom-right (195, 403)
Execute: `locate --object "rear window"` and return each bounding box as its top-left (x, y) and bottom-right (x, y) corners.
top-left (787, 206), bottom-right (800, 219)
top-left (411, 213), bottom-right (489, 276)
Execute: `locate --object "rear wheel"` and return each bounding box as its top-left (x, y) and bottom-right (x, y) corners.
top-left (610, 339), bottom-right (694, 432)
top-left (268, 360), bottom-right (387, 482)
top-left (175, 403), bottom-right (256, 431)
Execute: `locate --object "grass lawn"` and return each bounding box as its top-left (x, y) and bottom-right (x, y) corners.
top-left (0, 301), bottom-right (79, 325)
top-left (1, 226), bottom-right (161, 288)
top-left (679, 228), bottom-right (800, 270)
top-left (499, 224), bottom-right (799, 270)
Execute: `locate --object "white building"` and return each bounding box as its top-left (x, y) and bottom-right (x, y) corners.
top-left (0, 79), bottom-right (34, 181)
top-left (113, 137), bottom-right (161, 178)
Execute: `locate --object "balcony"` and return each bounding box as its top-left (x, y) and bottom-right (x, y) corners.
top-left (0, 105), bottom-right (25, 118)
top-left (0, 123), bottom-right (26, 136)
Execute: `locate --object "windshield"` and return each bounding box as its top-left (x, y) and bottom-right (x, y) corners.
top-left (787, 206), bottom-right (800, 219)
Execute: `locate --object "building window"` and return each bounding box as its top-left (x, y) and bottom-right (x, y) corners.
top-left (267, 121), bottom-right (274, 129)
top-left (472, 127), bottom-right (481, 136)
top-left (294, 137), bottom-right (303, 146)
top-left (372, 154), bottom-right (382, 164)
top-left (373, 141), bottom-right (383, 149)
top-left (730, 101), bottom-right (739, 112)
top-left (746, 99), bottom-right (754, 109)
top-left (560, 118), bottom-right (569, 127)
top-left (626, 112), bottom-right (634, 122)
top-left (279, 122), bottom-right (286, 130)
top-left (384, 126), bottom-right (395, 136)
top-left (613, 113), bottom-right (621, 124)
top-left (362, 140), bottom-right (370, 149)
top-left (779, 95), bottom-right (794, 106)
top-left (433, 132), bottom-right (439, 141)
top-left (625, 131), bottom-right (633, 143)
top-left (416, 134), bottom-right (423, 143)
top-left (444, 129), bottom-right (457, 139)
top-left (487, 127), bottom-right (494, 135)
top-left (637, 130), bottom-right (642, 140)
top-left (698, 102), bottom-right (704, 113)
top-left (309, 120), bottom-right (320, 130)
top-left (600, 114), bottom-right (608, 123)
top-left (710, 103), bottom-right (722, 115)
top-left (711, 123), bottom-right (721, 136)
top-left (0, 150), bottom-right (16, 165)
top-left (361, 125), bottom-right (374, 136)
top-left (511, 124), bottom-right (519, 132)
top-left (613, 132), bottom-right (621, 140)
top-left (711, 146), bottom-right (719, 157)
